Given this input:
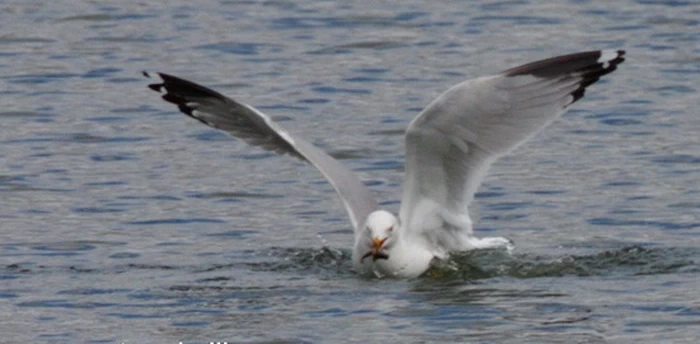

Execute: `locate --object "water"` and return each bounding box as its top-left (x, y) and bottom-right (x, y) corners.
top-left (2, 0), bottom-right (700, 343)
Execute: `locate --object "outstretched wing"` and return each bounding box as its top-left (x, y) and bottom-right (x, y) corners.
top-left (399, 50), bottom-right (625, 245)
top-left (144, 72), bottom-right (378, 232)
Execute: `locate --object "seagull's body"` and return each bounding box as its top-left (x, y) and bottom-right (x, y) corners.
top-left (145, 50), bottom-right (625, 278)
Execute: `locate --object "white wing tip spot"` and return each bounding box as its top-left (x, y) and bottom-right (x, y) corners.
top-left (598, 50), bottom-right (622, 69)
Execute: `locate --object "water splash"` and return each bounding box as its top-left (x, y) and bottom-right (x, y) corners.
top-left (247, 245), bottom-right (699, 281)
top-left (428, 245), bottom-right (700, 281)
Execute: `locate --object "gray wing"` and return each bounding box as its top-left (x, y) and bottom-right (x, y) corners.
top-left (399, 50), bottom-right (625, 240)
top-left (144, 72), bottom-right (378, 232)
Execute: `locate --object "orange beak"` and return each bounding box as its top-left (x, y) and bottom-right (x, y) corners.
top-left (372, 236), bottom-right (388, 250)
top-left (361, 237), bottom-right (389, 262)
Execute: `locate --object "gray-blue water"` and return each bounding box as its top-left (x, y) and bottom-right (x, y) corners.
top-left (2, 0), bottom-right (700, 343)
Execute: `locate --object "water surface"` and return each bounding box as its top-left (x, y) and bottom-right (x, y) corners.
top-left (1, 0), bottom-right (700, 343)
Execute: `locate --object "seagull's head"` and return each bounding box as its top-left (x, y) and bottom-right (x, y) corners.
top-left (360, 210), bottom-right (399, 263)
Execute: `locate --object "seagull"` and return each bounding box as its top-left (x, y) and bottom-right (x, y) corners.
top-left (144, 49), bottom-right (625, 278)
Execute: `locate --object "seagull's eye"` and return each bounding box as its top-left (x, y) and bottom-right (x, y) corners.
top-left (386, 226), bottom-right (393, 232)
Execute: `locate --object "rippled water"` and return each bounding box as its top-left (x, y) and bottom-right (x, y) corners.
top-left (2, 0), bottom-right (700, 343)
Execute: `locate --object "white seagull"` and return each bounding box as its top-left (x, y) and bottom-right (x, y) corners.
top-left (144, 49), bottom-right (625, 278)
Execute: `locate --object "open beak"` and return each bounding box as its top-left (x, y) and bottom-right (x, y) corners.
top-left (361, 237), bottom-right (389, 262)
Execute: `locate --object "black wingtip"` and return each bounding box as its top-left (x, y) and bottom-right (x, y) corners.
top-left (568, 50), bottom-right (626, 104)
top-left (503, 49), bottom-right (625, 106)
top-left (503, 49), bottom-right (626, 78)
top-left (142, 71), bottom-right (230, 102)
top-left (143, 71), bottom-right (166, 92)
top-left (148, 83), bottom-right (163, 92)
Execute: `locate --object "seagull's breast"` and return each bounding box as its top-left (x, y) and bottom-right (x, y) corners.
top-left (353, 238), bottom-right (435, 279)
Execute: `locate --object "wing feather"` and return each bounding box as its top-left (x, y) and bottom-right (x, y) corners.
top-left (144, 72), bottom-right (378, 232)
top-left (398, 50), bottom-right (625, 245)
